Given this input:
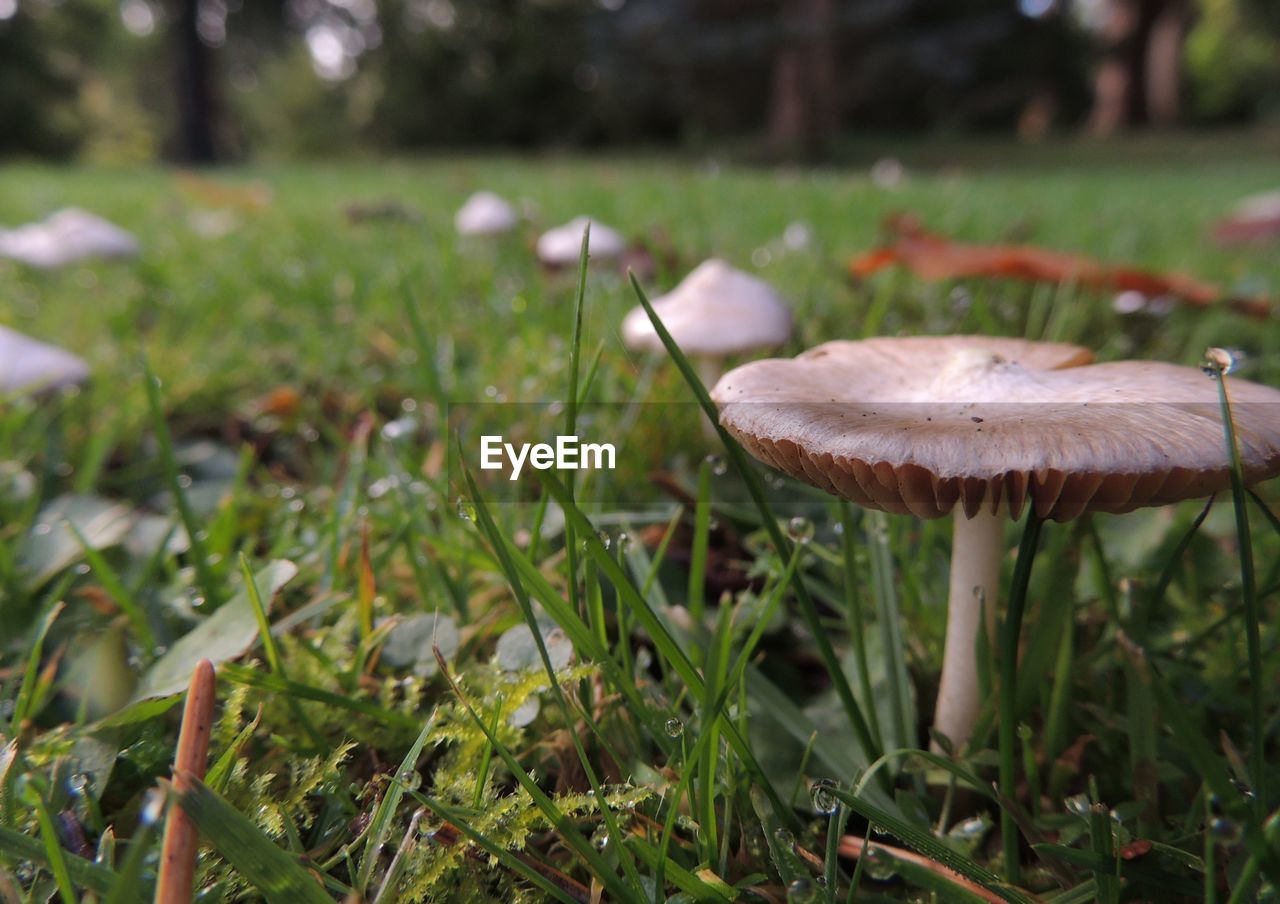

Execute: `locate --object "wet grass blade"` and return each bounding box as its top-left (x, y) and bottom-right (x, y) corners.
top-left (172, 775), bottom-right (334, 903)
top-left (356, 709), bottom-right (438, 894)
top-left (0, 824), bottom-right (121, 898)
top-left (1209, 362), bottom-right (1263, 815)
top-left (627, 272), bottom-right (882, 770)
top-left (140, 352), bottom-right (222, 608)
top-left (831, 787), bottom-right (1037, 904)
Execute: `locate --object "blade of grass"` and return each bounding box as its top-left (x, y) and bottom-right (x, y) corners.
top-left (356, 709), bottom-right (439, 895)
top-left (538, 468), bottom-right (801, 829)
top-left (1208, 359), bottom-right (1264, 815)
top-left (999, 509), bottom-right (1044, 885)
top-left (172, 775), bottom-right (334, 904)
top-left (140, 352), bottom-right (221, 608)
top-left (10, 601), bottom-right (64, 733)
top-left (831, 787), bottom-right (1037, 904)
top-left (626, 272), bottom-right (882, 771)
top-left (0, 825), bottom-right (120, 898)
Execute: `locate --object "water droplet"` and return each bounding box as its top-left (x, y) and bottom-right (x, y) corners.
top-left (33, 522), bottom-right (52, 536)
top-left (152, 645), bottom-right (168, 656)
top-left (773, 827), bottom-right (795, 849)
top-left (787, 516), bottom-right (814, 545)
top-left (705, 454), bottom-right (728, 476)
top-left (1209, 817), bottom-right (1241, 843)
top-left (614, 531), bottom-right (630, 552)
top-left (140, 789), bottom-right (164, 826)
top-left (972, 585), bottom-right (986, 604)
top-left (75, 563), bottom-right (91, 576)
top-left (1065, 794), bottom-right (1091, 818)
top-left (68, 773), bottom-right (90, 794)
top-left (1230, 779), bottom-right (1256, 800)
top-left (810, 779), bottom-right (838, 814)
top-left (665, 717), bottom-right (684, 738)
top-left (787, 877), bottom-right (815, 902)
top-left (177, 474), bottom-right (193, 489)
top-left (398, 769), bottom-right (421, 790)
top-left (598, 530), bottom-right (611, 550)
top-left (456, 497), bottom-right (475, 521)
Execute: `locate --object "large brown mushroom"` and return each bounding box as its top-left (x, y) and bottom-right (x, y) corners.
top-left (711, 335), bottom-right (1280, 749)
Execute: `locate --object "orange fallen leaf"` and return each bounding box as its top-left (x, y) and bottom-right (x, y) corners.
top-left (173, 171), bottom-right (272, 211)
top-left (849, 213), bottom-right (1271, 319)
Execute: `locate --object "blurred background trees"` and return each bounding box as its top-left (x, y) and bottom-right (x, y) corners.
top-left (0, 0), bottom-right (1277, 163)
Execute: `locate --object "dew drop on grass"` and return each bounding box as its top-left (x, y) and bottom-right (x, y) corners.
top-left (1209, 818), bottom-right (1241, 843)
top-left (140, 789), bottom-right (164, 826)
top-left (615, 531), bottom-right (630, 552)
top-left (787, 516), bottom-right (814, 545)
top-left (456, 497), bottom-right (475, 521)
top-left (810, 779), bottom-right (838, 814)
top-left (773, 827), bottom-right (795, 848)
top-left (598, 530), bottom-right (611, 550)
top-left (665, 717), bottom-right (684, 738)
top-left (398, 770), bottom-right (421, 790)
top-left (786, 878), bottom-right (814, 902)
top-left (68, 773), bottom-right (90, 794)
top-left (705, 454), bottom-right (727, 476)
top-left (1065, 794), bottom-right (1091, 817)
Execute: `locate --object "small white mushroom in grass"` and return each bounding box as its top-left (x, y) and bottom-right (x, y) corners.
top-left (622, 259), bottom-right (792, 435)
top-left (0, 326), bottom-right (90, 396)
top-left (0, 208), bottom-right (138, 269)
top-left (711, 335), bottom-right (1280, 752)
top-left (535, 216), bottom-right (625, 268)
top-left (454, 191), bottom-right (519, 237)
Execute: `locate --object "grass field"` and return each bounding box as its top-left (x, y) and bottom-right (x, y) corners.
top-left (1, 150), bottom-right (1279, 902)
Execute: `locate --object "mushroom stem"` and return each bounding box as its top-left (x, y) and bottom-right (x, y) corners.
top-left (932, 507), bottom-right (1003, 752)
top-left (696, 356), bottom-right (724, 440)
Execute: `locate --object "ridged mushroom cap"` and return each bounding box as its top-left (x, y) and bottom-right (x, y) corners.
top-left (711, 335), bottom-right (1280, 521)
top-left (622, 259), bottom-right (793, 356)
top-left (0, 326), bottom-right (90, 395)
top-left (536, 216), bottom-right (625, 265)
top-left (454, 192), bottom-right (518, 236)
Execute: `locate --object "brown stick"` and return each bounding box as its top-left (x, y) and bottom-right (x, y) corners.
top-left (156, 660), bottom-right (217, 904)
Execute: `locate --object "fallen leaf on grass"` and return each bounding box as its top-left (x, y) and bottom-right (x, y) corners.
top-left (102, 560), bottom-right (298, 725)
top-left (849, 213), bottom-right (1271, 319)
top-left (1211, 189), bottom-right (1280, 245)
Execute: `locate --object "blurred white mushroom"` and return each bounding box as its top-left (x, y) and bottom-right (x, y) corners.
top-left (536, 216), bottom-right (625, 267)
top-left (0, 326), bottom-right (90, 395)
top-left (623, 258), bottom-right (792, 437)
top-left (455, 191), bottom-right (519, 236)
top-left (0, 208), bottom-right (138, 268)
top-left (870, 157), bottom-right (905, 189)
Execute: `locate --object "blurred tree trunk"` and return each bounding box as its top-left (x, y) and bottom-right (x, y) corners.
top-left (1088, 0), bottom-right (1186, 135)
top-left (767, 0), bottom-right (837, 160)
top-left (173, 0), bottom-right (217, 162)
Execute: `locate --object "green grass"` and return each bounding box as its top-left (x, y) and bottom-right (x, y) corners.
top-left (1, 150), bottom-right (1279, 902)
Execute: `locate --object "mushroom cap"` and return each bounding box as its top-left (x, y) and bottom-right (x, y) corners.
top-left (454, 191), bottom-right (518, 236)
top-left (536, 216), bottom-right (625, 265)
top-left (622, 259), bottom-right (793, 357)
top-left (711, 335), bottom-right (1280, 521)
top-left (0, 208), bottom-right (138, 269)
top-left (0, 326), bottom-right (90, 395)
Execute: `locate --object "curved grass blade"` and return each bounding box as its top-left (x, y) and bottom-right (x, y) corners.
top-left (171, 775), bottom-right (333, 904)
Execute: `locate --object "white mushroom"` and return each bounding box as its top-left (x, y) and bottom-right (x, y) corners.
top-left (0, 208), bottom-right (138, 269)
top-left (536, 216), bottom-right (625, 267)
top-left (622, 258), bottom-right (792, 391)
top-left (0, 326), bottom-right (90, 396)
top-left (712, 335), bottom-right (1280, 751)
top-left (454, 191), bottom-right (519, 237)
